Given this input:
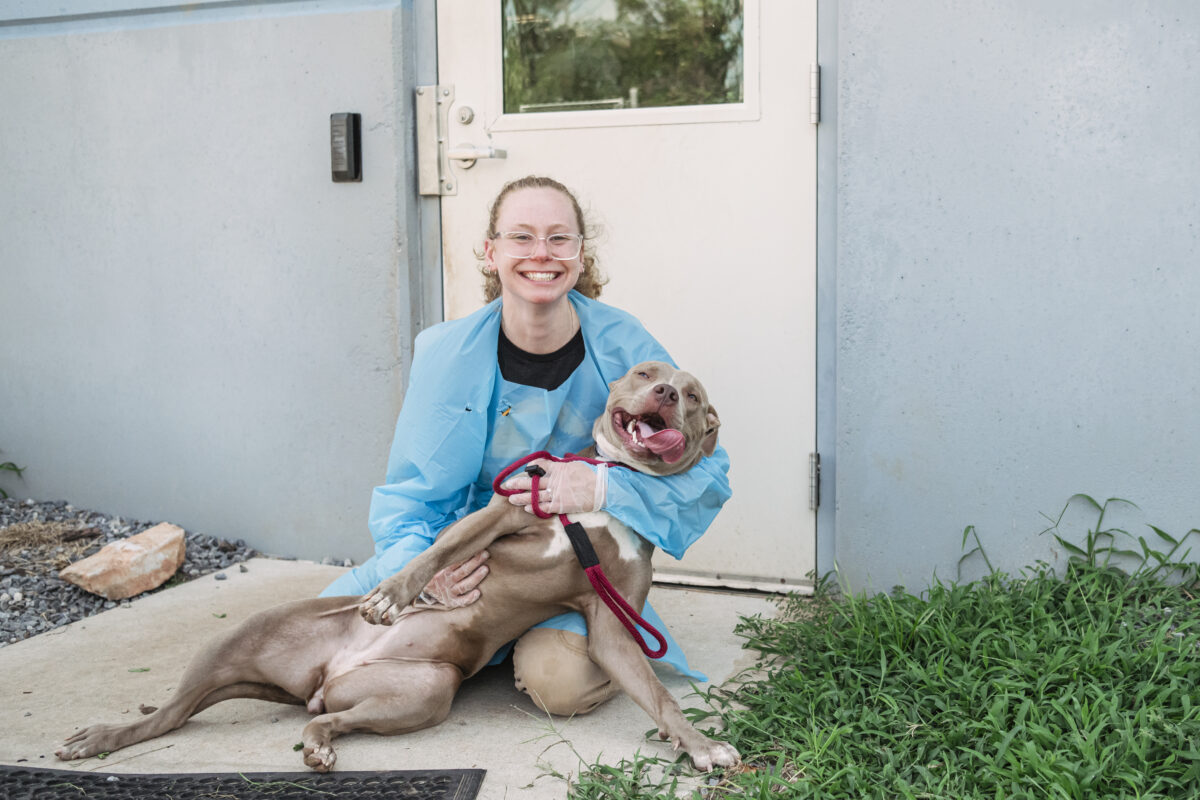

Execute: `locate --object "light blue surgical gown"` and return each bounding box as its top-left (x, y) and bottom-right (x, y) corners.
top-left (320, 291), bottom-right (732, 680)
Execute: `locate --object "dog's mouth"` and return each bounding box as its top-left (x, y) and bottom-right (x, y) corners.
top-left (611, 409), bottom-right (687, 464)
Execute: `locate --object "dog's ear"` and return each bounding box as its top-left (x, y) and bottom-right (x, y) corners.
top-left (700, 405), bottom-right (721, 457)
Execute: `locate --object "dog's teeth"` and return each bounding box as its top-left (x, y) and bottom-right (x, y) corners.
top-left (627, 420), bottom-right (643, 445)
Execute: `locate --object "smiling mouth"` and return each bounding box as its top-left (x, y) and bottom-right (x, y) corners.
top-left (610, 409), bottom-right (687, 463)
top-left (519, 271), bottom-right (561, 282)
top-left (614, 409), bottom-right (667, 448)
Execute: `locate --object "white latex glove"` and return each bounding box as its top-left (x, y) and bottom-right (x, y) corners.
top-left (414, 550), bottom-right (490, 608)
top-left (503, 460), bottom-right (608, 516)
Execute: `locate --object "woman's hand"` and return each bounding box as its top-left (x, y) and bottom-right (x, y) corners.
top-left (417, 550), bottom-right (490, 608)
top-left (503, 460), bottom-right (608, 516)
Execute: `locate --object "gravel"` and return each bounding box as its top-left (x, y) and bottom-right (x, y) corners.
top-left (0, 497), bottom-right (260, 648)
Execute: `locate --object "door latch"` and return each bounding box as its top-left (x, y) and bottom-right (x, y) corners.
top-left (416, 85), bottom-right (507, 196)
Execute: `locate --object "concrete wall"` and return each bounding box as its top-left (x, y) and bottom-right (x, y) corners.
top-left (831, 0), bottom-right (1200, 591)
top-left (0, 2), bottom-right (436, 563)
top-left (4, 0), bottom-right (1197, 588)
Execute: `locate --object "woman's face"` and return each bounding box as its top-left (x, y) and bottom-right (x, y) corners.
top-left (484, 187), bottom-right (583, 311)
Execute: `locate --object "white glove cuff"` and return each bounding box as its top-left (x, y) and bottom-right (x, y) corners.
top-left (592, 464), bottom-right (609, 512)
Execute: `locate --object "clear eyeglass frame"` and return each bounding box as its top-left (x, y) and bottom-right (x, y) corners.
top-left (492, 231), bottom-right (584, 260)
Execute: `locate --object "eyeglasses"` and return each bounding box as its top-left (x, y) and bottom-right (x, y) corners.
top-left (492, 231), bottom-right (584, 260)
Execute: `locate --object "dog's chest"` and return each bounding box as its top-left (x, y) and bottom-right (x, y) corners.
top-left (540, 512), bottom-right (645, 563)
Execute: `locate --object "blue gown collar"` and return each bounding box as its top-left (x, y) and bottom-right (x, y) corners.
top-left (454, 291), bottom-right (630, 406)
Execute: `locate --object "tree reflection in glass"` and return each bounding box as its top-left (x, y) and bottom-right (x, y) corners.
top-left (503, 0), bottom-right (744, 114)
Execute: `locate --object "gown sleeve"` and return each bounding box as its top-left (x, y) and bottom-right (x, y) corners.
top-left (330, 324), bottom-right (490, 596)
top-left (602, 444), bottom-right (731, 559)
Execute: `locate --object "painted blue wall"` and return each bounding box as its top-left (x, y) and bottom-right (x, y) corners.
top-left (832, 0), bottom-right (1200, 591)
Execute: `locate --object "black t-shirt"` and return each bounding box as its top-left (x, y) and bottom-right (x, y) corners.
top-left (497, 327), bottom-right (585, 391)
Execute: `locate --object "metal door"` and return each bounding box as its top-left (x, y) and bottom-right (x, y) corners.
top-left (428, 0), bottom-right (817, 591)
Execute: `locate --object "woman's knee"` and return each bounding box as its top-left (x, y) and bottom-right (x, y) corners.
top-left (512, 628), bottom-right (618, 716)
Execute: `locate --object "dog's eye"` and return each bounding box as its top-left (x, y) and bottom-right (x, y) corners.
top-left (687, 393), bottom-right (698, 402)
top-left (637, 371), bottom-right (650, 379)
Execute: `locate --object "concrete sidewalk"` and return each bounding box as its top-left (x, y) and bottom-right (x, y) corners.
top-left (0, 558), bottom-right (777, 799)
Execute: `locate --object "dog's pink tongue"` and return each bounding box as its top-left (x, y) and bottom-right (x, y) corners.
top-left (636, 422), bottom-right (686, 463)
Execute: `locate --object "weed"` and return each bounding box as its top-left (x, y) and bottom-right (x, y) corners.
top-left (235, 772), bottom-right (337, 795)
top-left (571, 754), bottom-right (685, 800)
top-left (1040, 493), bottom-right (1200, 585)
top-left (510, 701), bottom-right (692, 798)
top-left (0, 451), bottom-right (24, 499)
top-left (576, 497), bottom-right (1200, 798)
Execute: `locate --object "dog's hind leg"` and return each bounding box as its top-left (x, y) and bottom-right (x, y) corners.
top-left (55, 654), bottom-right (291, 761)
top-left (300, 661), bottom-right (462, 772)
top-left (56, 605), bottom-right (322, 762)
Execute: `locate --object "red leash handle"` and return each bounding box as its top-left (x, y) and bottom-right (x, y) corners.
top-left (491, 452), bottom-right (669, 659)
top-left (492, 451), bottom-right (559, 518)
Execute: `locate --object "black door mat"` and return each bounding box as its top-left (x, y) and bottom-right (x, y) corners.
top-left (0, 765), bottom-right (485, 799)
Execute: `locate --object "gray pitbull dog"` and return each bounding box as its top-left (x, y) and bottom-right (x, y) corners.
top-left (57, 361), bottom-right (738, 773)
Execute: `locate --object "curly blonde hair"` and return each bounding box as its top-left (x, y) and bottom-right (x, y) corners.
top-left (478, 176), bottom-right (608, 302)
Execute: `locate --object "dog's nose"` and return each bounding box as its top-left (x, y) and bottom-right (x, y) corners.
top-left (653, 384), bottom-right (678, 405)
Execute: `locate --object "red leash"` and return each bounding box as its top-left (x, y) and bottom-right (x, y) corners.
top-left (492, 452), bottom-right (669, 659)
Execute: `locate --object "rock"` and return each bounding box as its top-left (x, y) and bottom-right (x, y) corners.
top-left (59, 523), bottom-right (186, 600)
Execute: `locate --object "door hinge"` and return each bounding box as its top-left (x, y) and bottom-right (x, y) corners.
top-left (810, 64), bottom-right (821, 125)
top-left (416, 84), bottom-right (456, 196)
top-left (809, 452), bottom-right (821, 510)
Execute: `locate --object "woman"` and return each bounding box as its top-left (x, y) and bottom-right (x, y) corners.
top-left (321, 176), bottom-right (731, 716)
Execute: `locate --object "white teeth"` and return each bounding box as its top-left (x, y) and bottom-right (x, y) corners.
top-left (522, 272), bottom-right (558, 282)
top-left (626, 420), bottom-right (642, 446)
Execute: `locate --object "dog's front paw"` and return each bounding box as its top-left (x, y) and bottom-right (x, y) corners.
top-left (687, 739), bottom-right (740, 772)
top-left (665, 729), bottom-right (740, 773)
top-left (359, 584), bottom-right (412, 626)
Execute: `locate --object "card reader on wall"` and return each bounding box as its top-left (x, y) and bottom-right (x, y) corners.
top-left (330, 113), bottom-right (362, 182)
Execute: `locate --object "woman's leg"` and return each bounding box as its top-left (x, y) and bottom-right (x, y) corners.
top-left (512, 627), bottom-right (620, 715)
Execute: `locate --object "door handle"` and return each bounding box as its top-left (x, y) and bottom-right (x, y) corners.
top-left (446, 144), bottom-right (507, 169)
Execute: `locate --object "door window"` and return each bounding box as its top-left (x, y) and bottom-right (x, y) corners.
top-left (502, 0), bottom-right (744, 114)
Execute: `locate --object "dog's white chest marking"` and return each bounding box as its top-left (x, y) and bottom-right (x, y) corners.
top-left (544, 512), bottom-right (644, 563)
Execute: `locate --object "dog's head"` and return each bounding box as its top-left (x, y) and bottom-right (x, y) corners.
top-left (593, 361), bottom-right (720, 476)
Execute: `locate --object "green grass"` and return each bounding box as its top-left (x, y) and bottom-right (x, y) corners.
top-left (572, 496), bottom-right (1200, 799)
